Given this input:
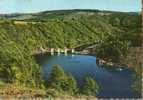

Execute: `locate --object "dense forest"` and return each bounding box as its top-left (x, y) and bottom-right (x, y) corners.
top-left (0, 10), bottom-right (142, 97)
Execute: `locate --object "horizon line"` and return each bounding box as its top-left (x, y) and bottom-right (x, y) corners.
top-left (0, 8), bottom-right (141, 14)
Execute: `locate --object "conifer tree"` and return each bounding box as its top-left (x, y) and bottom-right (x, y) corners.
top-left (47, 65), bottom-right (66, 91)
top-left (81, 76), bottom-right (99, 96)
top-left (64, 73), bottom-right (78, 95)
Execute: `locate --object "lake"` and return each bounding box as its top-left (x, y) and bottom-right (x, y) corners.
top-left (35, 53), bottom-right (138, 98)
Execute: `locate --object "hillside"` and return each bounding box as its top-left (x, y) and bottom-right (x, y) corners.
top-left (0, 9), bottom-right (142, 97)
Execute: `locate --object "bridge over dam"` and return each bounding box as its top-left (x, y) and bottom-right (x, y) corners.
top-left (32, 42), bottom-right (100, 55)
top-left (32, 42), bottom-right (122, 67)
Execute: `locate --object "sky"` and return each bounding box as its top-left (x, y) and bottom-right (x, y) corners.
top-left (0, 0), bottom-right (141, 14)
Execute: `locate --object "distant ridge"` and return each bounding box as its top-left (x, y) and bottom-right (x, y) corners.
top-left (0, 9), bottom-right (140, 21)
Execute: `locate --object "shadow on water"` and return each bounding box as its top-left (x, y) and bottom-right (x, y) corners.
top-left (35, 53), bottom-right (139, 98)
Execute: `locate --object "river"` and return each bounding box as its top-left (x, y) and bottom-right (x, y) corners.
top-left (35, 53), bottom-right (138, 98)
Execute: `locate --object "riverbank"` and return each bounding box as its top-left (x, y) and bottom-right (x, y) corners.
top-left (32, 47), bottom-right (137, 69)
top-left (90, 47), bottom-right (143, 69)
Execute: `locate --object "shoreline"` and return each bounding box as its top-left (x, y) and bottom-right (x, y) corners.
top-left (33, 50), bottom-right (130, 70)
top-left (32, 47), bottom-right (143, 70)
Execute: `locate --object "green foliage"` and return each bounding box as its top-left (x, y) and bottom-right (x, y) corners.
top-left (0, 80), bottom-right (5, 87)
top-left (96, 33), bottom-right (130, 62)
top-left (64, 73), bottom-right (78, 95)
top-left (47, 65), bottom-right (78, 95)
top-left (0, 10), bottom-right (141, 93)
top-left (47, 65), bottom-right (66, 91)
top-left (47, 65), bottom-right (101, 96)
top-left (0, 41), bottom-right (42, 87)
top-left (0, 23), bottom-right (43, 88)
top-left (81, 76), bottom-right (100, 96)
top-left (132, 64), bottom-right (142, 96)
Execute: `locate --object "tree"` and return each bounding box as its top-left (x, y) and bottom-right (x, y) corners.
top-left (64, 73), bottom-right (78, 95)
top-left (81, 76), bottom-right (99, 96)
top-left (47, 65), bottom-right (66, 91)
top-left (96, 33), bottom-right (130, 62)
top-left (47, 65), bottom-right (78, 95)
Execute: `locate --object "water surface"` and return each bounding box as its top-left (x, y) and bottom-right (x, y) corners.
top-left (36, 53), bottom-right (138, 98)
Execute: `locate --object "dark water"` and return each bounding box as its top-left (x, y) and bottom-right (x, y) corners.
top-left (36, 53), bottom-right (139, 98)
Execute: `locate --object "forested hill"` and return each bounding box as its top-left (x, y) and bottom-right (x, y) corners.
top-left (0, 10), bottom-right (141, 48)
top-left (0, 10), bottom-right (142, 89)
top-left (0, 9), bottom-right (140, 21)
